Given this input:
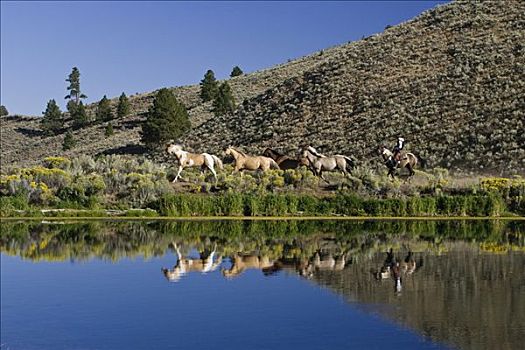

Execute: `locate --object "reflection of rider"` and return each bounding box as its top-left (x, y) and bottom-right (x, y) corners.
top-left (392, 137), bottom-right (405, 166)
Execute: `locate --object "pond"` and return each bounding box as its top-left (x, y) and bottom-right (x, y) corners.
top-left (1, 220), bottom-right (524, 350)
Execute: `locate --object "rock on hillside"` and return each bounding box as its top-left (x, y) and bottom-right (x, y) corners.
top-left (181, 0), bottom-right (525, 174)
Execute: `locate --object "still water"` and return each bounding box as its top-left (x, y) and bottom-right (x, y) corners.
top-left (1, 220), bottom-right (524, 350)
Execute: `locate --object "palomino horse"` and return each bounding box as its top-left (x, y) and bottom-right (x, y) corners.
top-left (262, 148), bottom-right (309, 170)
top-left (225, 147), bottom-right (279, 172)
top-left (302, 146), bottom-right (355, 181)
top-left (166, 144), bottom-right (223, 182)
top-left (222, 254), bottom-right (274, 278)
top-left (378, 146), bottom-right (417, 179)
top-left (161, 243), bottom-right (222, 282)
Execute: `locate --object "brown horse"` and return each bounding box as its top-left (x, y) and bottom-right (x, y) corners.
top-left (262, 148), bottom-right (309, 170)
top-left (225, 147), bottom-right (279, 172)
top-left (378, 145), bottom-right (417, 179)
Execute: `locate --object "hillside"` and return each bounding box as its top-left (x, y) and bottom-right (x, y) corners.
top-left (1, 0), bottom-right (524, 174)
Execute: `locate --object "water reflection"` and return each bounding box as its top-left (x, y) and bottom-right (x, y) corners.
top-left (1, 219), bottom-right (524, 350)
top-left (372, 249), bottom-right (421, 293)
top-left (161, 243), bottom-right (222, 282)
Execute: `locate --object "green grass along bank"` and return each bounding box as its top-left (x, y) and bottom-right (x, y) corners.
top-left (2, 192), bottom-right (523, 218)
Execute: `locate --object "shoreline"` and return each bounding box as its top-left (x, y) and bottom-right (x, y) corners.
top-left (1, 215), bottom-right (524, 221)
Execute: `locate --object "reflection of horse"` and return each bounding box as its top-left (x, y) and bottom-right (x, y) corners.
top-left (161, 243), bottom-right (222, 282)
top-left (302, 146), bottom-right (355, 181)
top-left (262, 257), bottom-right (311, 277)
top-left (308, 251), bottom-right (348, 272)
top-left (262, 148), bottom-right (309, 170)
top-left (222, 254), bottom-right (274, 278)
top-left (166, 143), bottom-right (223, 182)
top-left (225, 147), bottom-right (279, 172)
top-left (263, 251), bottom-right (349, 278)
top-left (373, 249), bottom-right (420, 292)
top-left (378, 146), bottom-right (417, 179)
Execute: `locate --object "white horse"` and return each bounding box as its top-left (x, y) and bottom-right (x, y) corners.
top-left (161, 243), bottom-right (222, 282)
top-left (302, 146), bottom-right (355, 181)
top-left (166, 144), bottom-right (223, 182)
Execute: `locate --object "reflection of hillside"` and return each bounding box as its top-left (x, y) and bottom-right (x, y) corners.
top-left (310, 246), bottom-right (525, 350)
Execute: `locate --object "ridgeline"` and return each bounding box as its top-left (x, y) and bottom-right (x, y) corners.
top-left (1, 0), bottom-right (524, 174)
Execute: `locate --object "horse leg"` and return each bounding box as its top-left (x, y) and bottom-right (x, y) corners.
top-left (209, 165), bottom-right (218, 183)
top-left (388, 168), bottom-right (395, 180)
top-left (319, 169), bottom-right (329, 183)
top-left (173, 165), bottom-right (184, 182)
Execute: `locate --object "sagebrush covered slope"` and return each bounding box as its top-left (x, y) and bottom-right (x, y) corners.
top-left (1, 0), bottom-right (524, 174)
top-left (181, 0), bottom-right (525, 174)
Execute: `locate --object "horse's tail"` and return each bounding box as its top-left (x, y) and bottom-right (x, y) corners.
top-left (211, 154), bottom-right (223, 170)
top-left (336, 155), bottom-right (355, 172)
top-left (406, 153), bottom-right (418, 168)
top-left (342, 155), bottom-right (355, 170)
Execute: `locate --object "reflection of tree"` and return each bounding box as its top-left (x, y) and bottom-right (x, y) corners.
top-left (1, 220), bottom-right (523, 262)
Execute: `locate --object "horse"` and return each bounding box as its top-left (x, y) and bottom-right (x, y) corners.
top-left (302, 146), bottom-right (355, 181)
top-left (378, 145), bottom-right (417, 179)
top-left (166, 143), bottom-right (223, 182)
top-left (225, 147), bottom-right (279, 172)
top-left (262, 148), bottom-right (309, 170)
top-left (222, 254), bottom-right (274, 278)
top-left (373, 249), bottom-right (420, 292)
top-left (161, 243), bottom-right (222, 282)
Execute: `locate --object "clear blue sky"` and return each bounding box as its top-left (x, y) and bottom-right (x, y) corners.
top-left (1, 1), bottom-right (447, 116)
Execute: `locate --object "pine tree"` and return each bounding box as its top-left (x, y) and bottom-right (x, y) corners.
top-left (62, 131), bottom-right (76, 150)
top-left (65, 67), bottom-right (87, 105)
top-left (41, 99), bottom-right (63, 135)
top-left (105, 123), bottom-right (114, 137)
top-left (230, 66), bottom-right (243, 77)
top-left (141, 88), bottom-right (191, 149)
top-left (0, 105), bottom-right (8, 116)
top-left (96, 95), bottom-right (113, 122)
top-left (117, 92), bottom-right (130, 118)
top-left (71, 101), bottom-right (89, 129)
top-left (200, 70), bottom-right (219, 102)
top-left (213, 82), bottom-right (236, 116)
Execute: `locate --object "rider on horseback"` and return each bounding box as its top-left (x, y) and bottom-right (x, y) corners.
top-left (392, 137), bottom-right (405, 167)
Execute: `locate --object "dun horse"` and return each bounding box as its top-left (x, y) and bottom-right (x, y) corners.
top-left (262, 148), bottom-right (309, 170)
top-left (378, 146), bottom-right (417, 179)
top-left (222, 254), bottom-right (274, 278)
top-left (302, 146), bottom-right (355, 181)
top-left (166, 143), bottom-right (223, 182)
top-left (225, 147), bottom-right (279, 172)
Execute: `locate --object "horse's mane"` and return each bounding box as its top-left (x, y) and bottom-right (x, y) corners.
top-left (265, 148), bottom-right (284, 157)
top-left (307, 146), bottom-right (326, 158)
top-left (230, 147), bottom-right (248, 157)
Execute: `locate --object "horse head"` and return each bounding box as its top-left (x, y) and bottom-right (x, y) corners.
top-left (161, 266), bottom-right (183, 282)
top-left (262, 148), bottom-right (273, 158)
top-left (166, 143), bottom-right (182, 155)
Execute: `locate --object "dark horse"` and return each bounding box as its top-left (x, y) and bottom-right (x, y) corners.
top-left (262, 148), bottom-right (309, 170)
